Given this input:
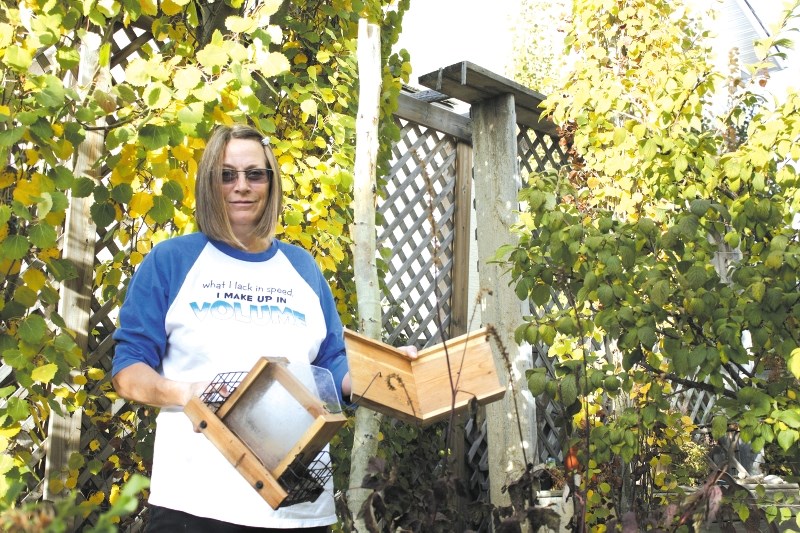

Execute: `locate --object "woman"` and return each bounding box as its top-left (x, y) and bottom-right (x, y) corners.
top-left (112, 124), bottom-right (349, 532)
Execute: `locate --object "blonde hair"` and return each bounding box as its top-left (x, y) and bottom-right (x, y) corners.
top-left (195, 125), bottom-right (282, 249)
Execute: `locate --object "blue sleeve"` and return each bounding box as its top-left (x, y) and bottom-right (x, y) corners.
top-left (277, 242), bottom-right (349, 400)
top-left (111, 234), bottom-right (208, 376)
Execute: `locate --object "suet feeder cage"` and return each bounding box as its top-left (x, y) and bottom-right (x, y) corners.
top-left (183, 357), bottom-right (346, 510)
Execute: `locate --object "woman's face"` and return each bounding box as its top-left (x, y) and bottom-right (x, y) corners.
top-left (221, 138), bottom-right (270, 245)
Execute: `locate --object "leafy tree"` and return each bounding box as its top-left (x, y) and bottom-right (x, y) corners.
top-left (0, 0), bottom-right (409, 523)
top-left (506, 0), bottom-right (800, 528)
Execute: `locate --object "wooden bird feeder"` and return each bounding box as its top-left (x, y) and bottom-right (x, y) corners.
top-left (183, 357), bottom-right (347, 510)
top-left (344, 328), bottom-right (506, 425)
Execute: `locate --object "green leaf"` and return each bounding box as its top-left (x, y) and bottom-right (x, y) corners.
top-left (650, 279), bottom-right (670, 307)
top-left (598, 284), bottom-right (614, 307)
top-left (526, 369), bottom-right (547, 396)
top-left (28, 224), bottom-right (58, 249)
top-left (559, 374), bottom-right (578, 406)
top-left (4, 45), bottom-right (32, 70)
top-left (161, 180), bottom-right (184, 202)
top-left (56, 47), bottom-right (81, 69)
top-left (149, 195), bottom-right (174, 224)
top-left (711, 415), bottom-right (727, 439)
top-left (90, 201), bottom-right (117, 228)
top-left (13, 286), bottom-right (38, 308)
top-left (143, 82), bottom-right (172, 109)
top-left (0, 235), bottom-right (31, 260)
top-left (689, 199), bottom-right (711, 217)
top-left (197, 33), bottom-right (229, 68)
top-left (31, 363), bottom-right (58, 384)
top-left (685, 265), bottom-right (707, 289)
top-left (18, 314), bottom-right (48, 344)
top-left (72, 177), bottom-right (96, 198)
top-left (111, 183), bottom-right (133, 203)
top-left (531, 284), bottom-right (551, 307)
top-left (35, 75), bottom-right (67, 108)
top-left (776, 409), bottom-right (800, 429)
top-left (139, 124), bottom-right (171, 150)
top-left (6, 397), bottom-right (29, 422)
top-left (0, 205), bottom-right (10, 227)
top-left (776, 429), bottom-right (799, 452)
top-left (46, 258), bottom-right (78, 281)
top-left (0, 126), bottom-right (25, 147)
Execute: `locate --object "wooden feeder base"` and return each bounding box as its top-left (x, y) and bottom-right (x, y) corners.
top-left (345, 328), bottom-right (506, 425)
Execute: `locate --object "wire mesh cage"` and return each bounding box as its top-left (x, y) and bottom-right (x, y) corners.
top-left (199, 371), bottom-right (248, 414)
top-left (278, 451), bottom-right (335, 506)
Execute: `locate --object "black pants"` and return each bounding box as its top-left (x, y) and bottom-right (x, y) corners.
top-left (145, 505), bottom-right (332, 533)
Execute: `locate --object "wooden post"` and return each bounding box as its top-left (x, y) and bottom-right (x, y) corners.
top-left (447, 140), bottom-right (473, 527)
top-left (471, 94), bottom-right (536, 513)
top-left (347, 18), bottom-right (383, 532)
top-left (43, 31), bottom-right (105, 500)
top-left (450, 141), bottom-right (473, 336)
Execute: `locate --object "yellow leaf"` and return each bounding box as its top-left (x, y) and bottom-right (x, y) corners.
top-left (130, 191), bottom-right (154, 218)
top-left (0, 167), bottom-right (15, 188)
top-left (0, 426), bottom-right (21, 439)
top-left (24, 148), bottom-right (39, 165)
top-left (300, 99), bottom-right (317, 116)
top-left (44, 210), bottom-right (65, 226)
top-left (789, 348), bottom-right (800, 379)
top-left (173, 210), bottom-right (190, 229)
top-left (22, 268), bottom-right (46, 292)
top-left (130, 251), bottom-right (144, 266)
top-left (212, 106), bottom-right (234, 125)
top-left (12, 179), bottom-right (39, 205)
top-left (197, 34), bottom-right (230, 69)
top-left (88, 491), bottom-right (105, 505)
top-left (257, 51), bottom-right (290, 77)
top-left (54, 139), bottom-right (73, 159)
top-left (160, 0), bottom-right (182, 16)
top-left (72, 374), bottom-right (87, 386)
top-left (48, 476), bottom-right (64, 495)
top-left (87, 367), bottom-right (105, 380)
top-left (225, 15), bottom-right (255, 33)
top-left (31, 364), bottom-right (58, 384)
top-left (38, 247), bottom-right (60, 261)
top-left (260, 0), bottom-right (283, 16)
top-left (140, 0), bottom-right (157, 16)
top-left (124, 57), bottom-right (151, 87)
top-left (109, 484), bottom-right (121, 505)
top-left (174, 67), bottom-right (202, 96)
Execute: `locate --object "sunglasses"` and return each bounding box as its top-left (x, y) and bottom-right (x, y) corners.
top-left (221, 168), bottom-right (273, 184)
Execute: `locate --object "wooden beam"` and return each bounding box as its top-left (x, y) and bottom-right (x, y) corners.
top-left (449, 141), bottom-right (473, 337)
top-left (417, 61), bottom-right (557, 136)
top-left (396, 92), bottom-right (472, 143)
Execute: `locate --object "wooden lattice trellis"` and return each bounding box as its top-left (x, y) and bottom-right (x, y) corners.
top-left (379, 118), bottom-right (461, 347)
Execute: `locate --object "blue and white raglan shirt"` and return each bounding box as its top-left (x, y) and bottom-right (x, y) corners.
top-left (111, 233), bottom-right (348, 528)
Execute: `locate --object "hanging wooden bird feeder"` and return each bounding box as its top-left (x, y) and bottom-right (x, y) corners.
top-left (183, 357), bottom-right (347, 510)
top-left (344, 328), bottom-right (506, 426)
